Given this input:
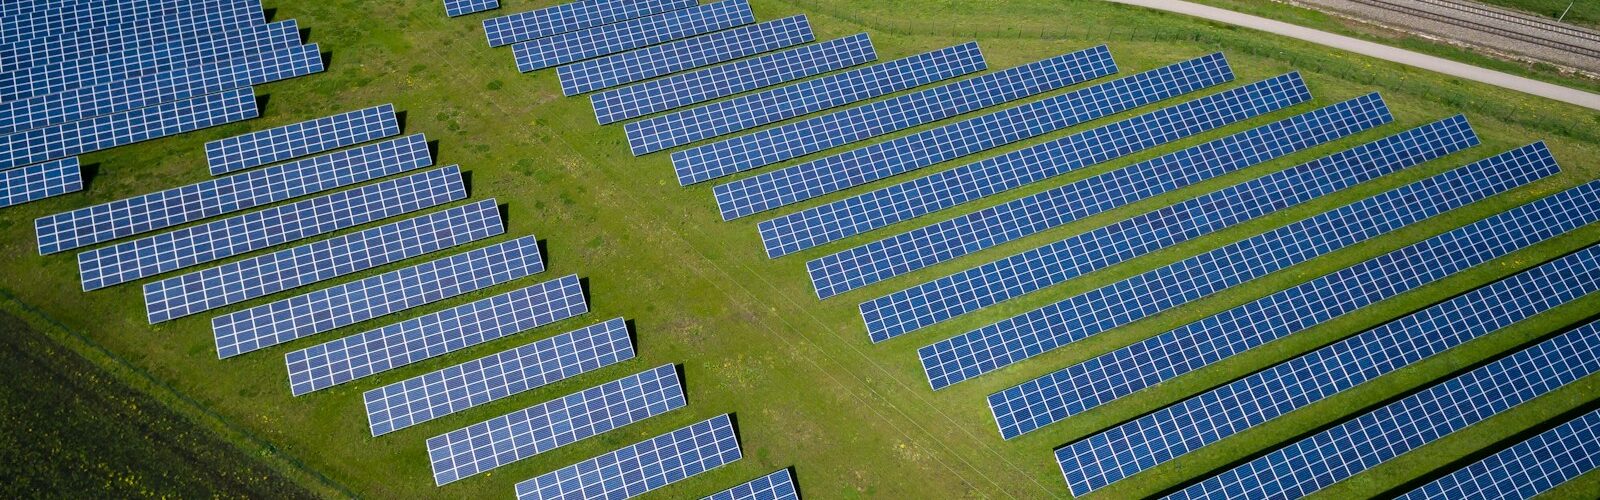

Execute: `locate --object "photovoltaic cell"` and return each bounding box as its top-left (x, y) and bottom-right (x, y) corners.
top-left (512, 0), bottom-right (754, 72)
top-left (714, 53), bottom-right (1235, 221)
top-left (365, 318), bottom-right (633, 436)
top-left (592, 31), bottom-right (875, 126)
top-left (429, 364), bottom-right (686, 485)
top-left (445, 0), bottom-right (498, 17)
top-left (560, 15), bottom-right (813, 96)
top-left (36, 134), bottom-right (430, 255)
top-left (1, 0), bottom-right (236, 46)
top-left (673, 45), bottom-right (1118, 186)
top-left (513, 414), bottom-right (742, 500)
top-left (1401, 408), bottom-right (1600, 500)
top-left (483, 0), bottom-right (696, 48)
top-left (704, 470), bottom-right (799, 500)
top-left (624, 42), bottom-right (986, 156)
top-left (0, 87), bottom-right (259, 171)
top-left (143, 199), bottom-right (504, 324)
top-left (1, 0), bottom-right (263, 73)
top-left (285, 273), bottom-right (587, 396)
top-left (77, 166), bottom-right (464, 291)
top-left (0, 157), bottom-right (80, 208)
top-left (206, 104), bottom-right (401, 175)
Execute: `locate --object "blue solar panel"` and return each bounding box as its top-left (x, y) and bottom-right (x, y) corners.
top-left (512, 0), bottom-right (754, 72)
top-left (445, 0), bottom-right (498, 17)
top-left (592, 32), bottom-right (876, 126)
top-left (430, 364), bottom-right (686, 485)
top-left (0, 43), bottom-right (322, 135)
top-left (77, 166), bottom-right (463, 291)
top-left (1058, 234), bottom-right (1600, 495)
top-left (714, 53), bottom-right (1235, 221)
top-left (214, 232), bottom-right (545, 359)
top-left (206, 104), bottom-right (400, 175)
top-left (705, 469), bottom-right (799, 500)
top-left (483, 0), bottom-right (696, 48)
top-left (285, 273), bottom-right (587, 396)
top-left (1168, 317), bottom-right (1600, 500)
top-left (36, 134), bottom-right (429, 255)
top-left (624, 41), bottom-right (986, 156)
top-left (1, 0), bottom-right (262, 73)
top-left (0, 157), bottom-right (80, 208)
top-left (1, 0), bottom-right (238, 46)
top-left (1402, 408), bottom-right (1600, 500)
top-left (560, 15), bottom-right (814, 97)
top-left (143, 199), bottom-right (505, 324)
top-left (513, 414), bottom-right (742, 500)
top-left (674, 45), bottom-right (1118, 186)
top-left (0, 87), bottom-right (259, 172)
top-left (925, 137), bottom-right (1545, 391)
top-left (365, 318), bottom-right (633, 436)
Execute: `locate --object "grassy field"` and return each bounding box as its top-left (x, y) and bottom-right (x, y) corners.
top-left (4, 0), bottom-right (1600, 498)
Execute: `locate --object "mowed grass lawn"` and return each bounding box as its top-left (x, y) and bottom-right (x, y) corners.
top-left (4, 0), bottom-right (1600, 498)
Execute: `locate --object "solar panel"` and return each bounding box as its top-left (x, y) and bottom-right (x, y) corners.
top-left (512, 0), bottom-right (754, 73)
top-left (0, 43), bottom-right (322, 135)
top-left (0, 157), bottom-right (80, 208)
top-left (1401, 408), bottom-right (1600, 500)
top-left (1058, 233), bottom-right (1600, 495)
top-left (513, 414), bottom-right (742, 500)
top-left (560, 15), bottom-right (814, 97)
top-left (36, 133), bottom-right (429, 255)
top-left (445, 0), bottom-right (498, 17)
top-left (0, 87), bottom-right (259, 172)
top-left (206, 104), bottom-right (401, 175)
top-left (483, 0), bottom-right (696, 48)
top-left (429, 364), bottom-right (686, 485)
top-left (704, 470), bottom-right (799, 500)
top-left (713, 52), bottom-right (1235, 221)
top-left (77, 166), bottom-right (463, 291)
top-left (925, 138), bottom-right (1546, 391)
top-left (674, 45), bottom-right (1118, 186)
top-left (1168, 318), bottom-right (1600, 500)
top-left (365, 317), bottom-right (633, 436)
top-left (592, 33), bottom-right (878, 127)
top-left (624, 41), bottom-right (986, 156)
top-left (991, 147), bottom-right (1575, 439)
top-left (861, 112), bottom-right (1460, 343)
top-left (143, 199), bottom-right (505, 324)
top-left (285, 273), bottom-right (586, 396)
top-left (1, 0), bottom-right (237, 46)
top-left (214, 232), bottom-right (545, 359)
top-left (1, 0), bottom-right (262, 73)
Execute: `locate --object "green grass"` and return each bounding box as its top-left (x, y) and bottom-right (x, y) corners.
top-left (4, 0), bottom-right (1600, 498)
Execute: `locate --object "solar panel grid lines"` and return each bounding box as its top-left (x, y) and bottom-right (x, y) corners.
top-left (482, 0), bottom-right (696, 48)
top-left (593, 31), bottom-right (878, 126)
top-left (35, 133), bottom-right (430, 256)
top-left (143, 199), bottom-right (506, 324)
top-left (925, 138), bottom-right (1550, 391)
top-left (0, 157), bottom-right (80, 208)
top-left (624, 41), bottom-right (986, 156)
top-left (712, 52), bottom-right (1237, 221)
top-left (0, 86), bottom-right (260, 172)
top-left (429, 364), bottom-right (687, 485)
top-left (1057, 239), bottom-right (1600, 496)
top-left (0, 0), bottom-right (236, 45)
top-left (704, 469), bottom-right (799, 500)
top-left (77, 165), bottom-right (464, 292)
top-left (1401, 408), bottom-right (1600, 500)
top-left (285, 273), bottom-right (587, 396)
top-left (780, 70), bottom-right (1323, 269)
top-left (214, 232), bottom-right (548, 359)
top-left (1167, 318), bottom-right (1600, 500)
top-left (0, 0), bottom-right (264, 73)
top-left (511, 0), bottom-right (755, 73)
top-left (206, 104), bottom-right (401, 175)
top-left (445, 0), bottom-right (499, 17)
top-left (560, 15), bottom-right (814, 97)
top-left (674, 44), bottom-right (1119, 186)
top-left (365, 317), bottom-right (633, 436)
top-left (513, 414), bottom-right (742, 500)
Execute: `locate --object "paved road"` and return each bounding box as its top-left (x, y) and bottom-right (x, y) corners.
top-left (1106, 0), bottom-right (1600, 112)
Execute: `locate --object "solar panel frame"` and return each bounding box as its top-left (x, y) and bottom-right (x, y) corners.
top-left (1401, 408), bottom-right (1600, 500)
top-left (1, 0), bottom-right (248, 46)
top-left (0, 157), bottom-right (80, 208)
top-left (206, 104), bottom-right (401, 175)
top-left (0, 87), bottom-right (260, 172)
top-left (704, 469), bottom-right (800, 500)
top-left (560, 15), bottom-right (814, 97)
top-left (0, 0), bottom-right (264, 73)
top-left (445, 0), bottom-right (498, 17)
top-left (511, 0), bottom-right (755, 73)
top-left (513, 414), bottom-right (742, 500)
top-left (482, 0), bottom-right (697, 48)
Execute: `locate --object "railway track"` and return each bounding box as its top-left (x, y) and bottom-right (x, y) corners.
top-left (1345, 0), bottom-right (1600, 60)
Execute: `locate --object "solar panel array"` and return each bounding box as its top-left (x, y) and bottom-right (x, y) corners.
top-left (714, 52), bottom-right (1236, 221)
top-left (674, 45), bottom-right (1118, 186)
top-left (1, 0), bottom-right (262, 73)
top-left (512, 0), bottom-right (755, 73)
top-left (2, 0), bottom-right (220, 46)
top-left (513, 414), bottom-right (742, 500)
top-left (365, 318), bottom-right (633, 436)
top-left (483, 0), bottom-right (696, 48)
top-left (0, 157), bottom-right (81, 208)
top-left (592, 32), bottom-right (875, 126)
top-left (624, 41), bottom-right (985, 156)
top-left (560, 15), bottom-right (814, 97)
top-left (705, 469), bottom-right (799, 500)
top-left (429, 364), bottom-right (686, 485)
top-left (445, 0), bottom-right (498, 17)
top-left (1402, 408), bottom-right (1600, 500)
top-left (286, 273), bottom-right (587, 396)
top-left (0, 87), bottom-right (259, 172)
top-left (1057, 232), bottom-right (1600, 495)
top-left (206, 104), bottom-right (400, 175)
